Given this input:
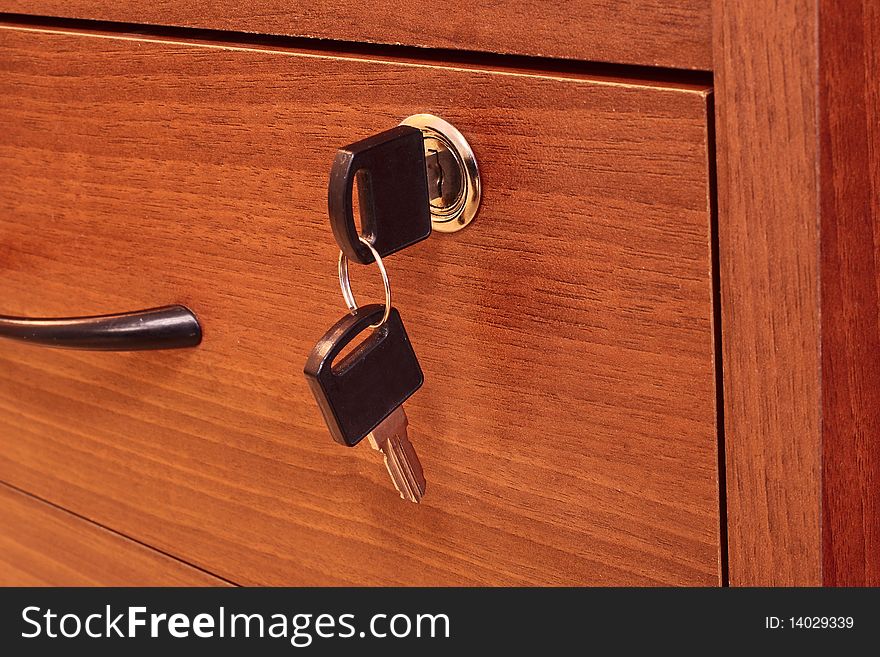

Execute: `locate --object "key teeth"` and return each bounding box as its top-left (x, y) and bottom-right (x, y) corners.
top-left (366, 408), bottom-right (426, 503)
top-left (383, 438), bottom-right (426, 503)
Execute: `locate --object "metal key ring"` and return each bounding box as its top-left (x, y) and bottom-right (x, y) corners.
top-left (337, 236), bottom-right (392, 329)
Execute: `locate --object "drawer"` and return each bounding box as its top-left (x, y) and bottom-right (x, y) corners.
top-left (0, 484), bottom-right (225, 585)
top-left (0, 1), bottom-right (712, 70)
top-left (0, 25), bottom-right (718, 585)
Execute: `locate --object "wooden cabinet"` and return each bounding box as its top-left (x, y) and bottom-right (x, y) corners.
top-left (0, 26), bottom-right (717, 585)
top-left (0, 1), bottom-right (877, 587)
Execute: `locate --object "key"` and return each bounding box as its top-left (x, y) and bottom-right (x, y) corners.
top-left (304, 303), bottom-right (427, 502)
top-left (367, 406), bottom-right (426, 503)
top-left (328, 125), bottom-right (431, 265)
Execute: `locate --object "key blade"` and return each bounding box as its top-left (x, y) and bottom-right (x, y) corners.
top-left (367, 407), bottom-right (426, 503)
top-left (382, 432), bottom-right (426, 503)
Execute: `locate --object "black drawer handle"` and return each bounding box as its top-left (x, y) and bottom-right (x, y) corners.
top-left (0, 305), bottom-right (201, 351)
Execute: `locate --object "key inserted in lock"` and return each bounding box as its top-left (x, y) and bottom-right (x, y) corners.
top-left (328, 125), bottom-right (432, 264)
top-left (328, 116), bottom-right (481, 264)
top-left (401, 114), bottom-right (481, 233)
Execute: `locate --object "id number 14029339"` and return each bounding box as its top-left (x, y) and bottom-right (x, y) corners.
top-left (765, 617), bottom-right (854, 630)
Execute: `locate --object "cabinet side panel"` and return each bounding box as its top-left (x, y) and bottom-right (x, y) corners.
top-left (714, 0), bottom-right (823, 585)
top-left (819, 0), bottom-right (880, 586)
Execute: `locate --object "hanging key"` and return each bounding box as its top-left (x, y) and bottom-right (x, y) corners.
top-left (303, 304), bottom-right (426, 502)
top-left (328, 125), bottom-right (432, 265)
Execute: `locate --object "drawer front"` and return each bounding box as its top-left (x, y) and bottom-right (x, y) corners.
top-left (0, 1), bottom-right (712, 70)
top-left (0, 25), bottom-right (718, 585)
top-left (0, 484), bottom-right (225, 585)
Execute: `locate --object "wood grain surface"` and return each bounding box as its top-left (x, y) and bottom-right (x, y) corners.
top-left (716, 0), bottom-right (880, 586)
top-left (0, 483), bottom-right (227, 585)
top-left (0, 0), bottom-right (713, 71)
top-left (714, 0), bottom-right (823, 586)
top-left (819, 0), bottom-right (880, 586)
top-left (0, 25), bottom-right (718, 585)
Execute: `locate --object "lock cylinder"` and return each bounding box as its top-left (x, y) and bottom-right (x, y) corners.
top-left (400, 114), bottom-right (481, 233)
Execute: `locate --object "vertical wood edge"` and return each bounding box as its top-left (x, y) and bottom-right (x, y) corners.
top-left (704, 89), bottom-right (730, 586)
top-left (818, 0), bottom-right (880, 586)
top-left (713, 0), bottom-right (823, 585)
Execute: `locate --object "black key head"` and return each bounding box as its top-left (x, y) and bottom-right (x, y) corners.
top-left (303, 304), bottom-right (424, 447)
top-left (328, 125), bottom-right (431, 264)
